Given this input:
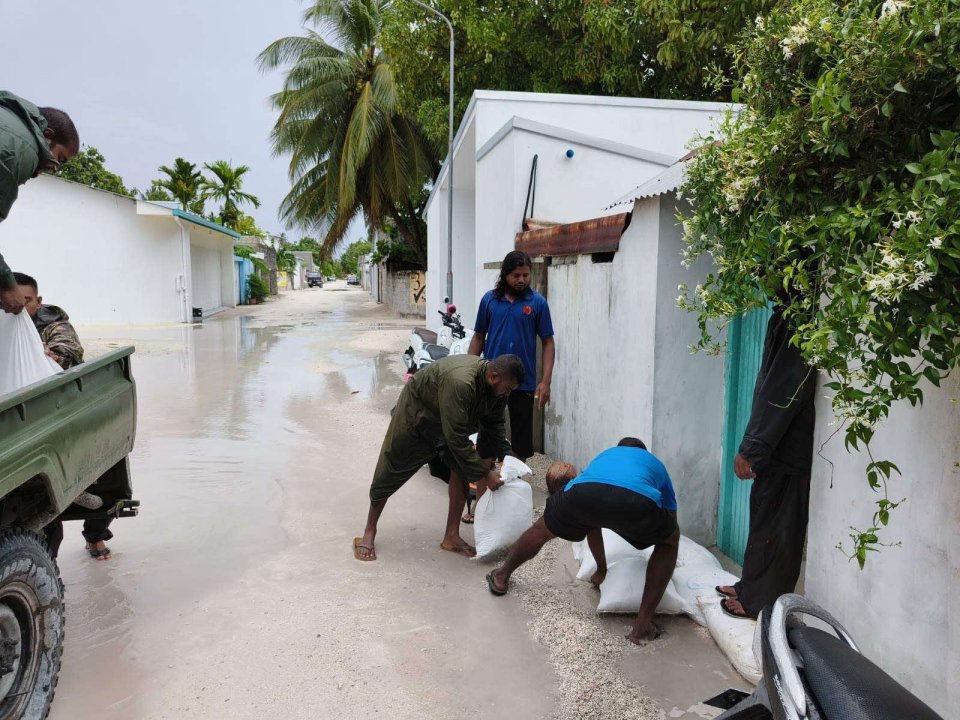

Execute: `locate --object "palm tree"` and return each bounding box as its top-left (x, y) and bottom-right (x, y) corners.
top-left (201, 160), bottom-right (261, 228)
top-left (156, 158), bottom-right (205, 214)
top-left (258, 0), bottom-right (436, 264)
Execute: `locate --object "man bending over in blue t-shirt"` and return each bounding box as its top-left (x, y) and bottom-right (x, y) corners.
top-left (486, 438), bottom-right (680, 644)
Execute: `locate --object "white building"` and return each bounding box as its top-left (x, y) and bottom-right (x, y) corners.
top-left (422, 90), bottom-right (731, 326)
top-left (0, 175), bottom-right (240, 323)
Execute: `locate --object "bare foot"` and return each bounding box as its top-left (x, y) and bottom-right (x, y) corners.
top-left (461, 512), bottom-right (475, 524)
top-left (717, 585), bottom-right (738, 598)
top-left (440, 536), bottom-right (476, 558)
top-left (626, 620), bottom-right (663, 645)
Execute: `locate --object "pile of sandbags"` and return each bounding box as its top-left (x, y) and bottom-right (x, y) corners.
top-left (571, 532), bottom-right (761, 684)
top-left (0, 311), bottom-right (59, 397)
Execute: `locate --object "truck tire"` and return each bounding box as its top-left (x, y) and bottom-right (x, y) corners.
top-left (0, 530), bottom-right (64, 720)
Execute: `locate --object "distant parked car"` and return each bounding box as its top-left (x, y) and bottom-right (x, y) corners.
top-left (347, 274), bottom-right (360, 286)
top-left (306, 271), bottom-right (323, 288)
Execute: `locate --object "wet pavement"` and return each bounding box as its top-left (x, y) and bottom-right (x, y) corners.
top-left (50, 286), bottom-right (557, 720)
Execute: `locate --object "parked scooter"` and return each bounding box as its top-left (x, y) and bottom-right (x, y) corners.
top-left (715, 593), bottom-right (943, 720)
top-left (402, 297), bottom-right (474, 379)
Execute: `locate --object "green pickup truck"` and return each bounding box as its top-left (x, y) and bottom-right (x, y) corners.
top-left (0, 347), bottom-right (139, 720)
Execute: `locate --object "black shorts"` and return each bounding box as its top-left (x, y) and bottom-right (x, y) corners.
top-left (543, 483), bottom-right (678, 550)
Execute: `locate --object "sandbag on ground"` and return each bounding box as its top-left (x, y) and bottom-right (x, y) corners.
top-left (672, 564), bottom-right (740, 627)
top-left (596, 556), bottom-right (688, 615)
top-left (698, 595), bottom-right (762, 685)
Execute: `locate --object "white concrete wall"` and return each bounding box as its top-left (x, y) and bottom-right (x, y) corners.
top-left (544, 195), bottom-right (723, 546)
top-left (472, 93), bottom-right (728, 160)
top-left (191, 244), bottom-right (221, 313)
top-left (0, 176), bottom-right (184, 324)
top-left (804, 372), bottom-right (960, 717)
top-left (649, 195), bottom-right (724, 545)
top-left (545, 202), bottom-right (660, 471)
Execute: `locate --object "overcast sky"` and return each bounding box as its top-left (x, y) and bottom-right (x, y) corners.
top-left (0, 0), bottom-right (365, 247)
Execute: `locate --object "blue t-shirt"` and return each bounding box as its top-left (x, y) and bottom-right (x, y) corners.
top-left (474, 288), bottom-right (554, 392)
top-left (564, 446), bottom-right (677, 511)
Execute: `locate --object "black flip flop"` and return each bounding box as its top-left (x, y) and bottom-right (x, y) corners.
top-left (716, 585), bottom-right (737, 599)
top-left (486, 571), bottom-right (507, 596)
top-left (720, 598), bottom-right (752, 620)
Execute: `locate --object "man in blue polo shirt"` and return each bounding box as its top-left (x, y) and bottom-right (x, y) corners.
top-left (485, 438), bottom-right (681, 645)
top-left (469, 250), bottom-right (555, 461)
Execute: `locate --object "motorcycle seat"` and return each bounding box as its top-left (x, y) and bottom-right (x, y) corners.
top-left (788, 626), bottom-right (943, 720)
top-left (413, 328), bottom-right (438, 344)
top-left (425, 344), bottom-right (449, 361)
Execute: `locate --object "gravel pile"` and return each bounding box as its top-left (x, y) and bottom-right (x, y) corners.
top-left (507, 452), bottom-right (663, 720)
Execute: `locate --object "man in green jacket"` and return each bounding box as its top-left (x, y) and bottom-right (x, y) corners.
top-left (0, 91), bottom-right (80, 314)
top-left (353, 354), bottom-right (523, 562)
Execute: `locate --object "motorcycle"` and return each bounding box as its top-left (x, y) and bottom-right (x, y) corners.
top-left (402, 297), bottom-right (474, 379)
top-left (715, 593), bottom-right (943, 720)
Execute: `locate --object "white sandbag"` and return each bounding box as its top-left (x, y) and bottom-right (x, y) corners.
top-left (698, 595), bottom-right (762, 685)
top-left (596, 556), bottom-right (688, 615)
top-left (0, 311), bottom-right (59, 397)
top-left (576, 529), bottom-right (649, 581)
top-left (676, 535), bottom-right (723, 569)
top-left (474, 457), bottom-right (533, 559)
top-left (571, 539), bottom-right (585, 563)
top-left (671, 564), bottom-right (740, 626)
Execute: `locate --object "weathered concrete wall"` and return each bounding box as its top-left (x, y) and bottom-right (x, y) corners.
top-left (650, 195), bottom-right (724, 545)
top-left (382, 269), bottom-right (427, 318)
top-left (804, 372), bottom-right (960, 717)
top-left (544, 195), bottom-right (723, 546)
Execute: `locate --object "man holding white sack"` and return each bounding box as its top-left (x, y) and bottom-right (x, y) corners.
top-left (353, 354), bottom-right (523, 562)
top-left (486, 438), bottom-right (680, 644)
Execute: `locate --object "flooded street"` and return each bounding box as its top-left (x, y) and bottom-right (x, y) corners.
top-left (49, 286), bottom-right (558, 720)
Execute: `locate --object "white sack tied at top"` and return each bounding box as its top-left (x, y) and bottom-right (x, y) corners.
top-left (0, 311), bottom-right (60, 397)
top-left (474, 456), bottom-right (534, 559)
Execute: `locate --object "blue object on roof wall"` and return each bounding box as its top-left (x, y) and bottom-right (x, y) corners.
top-left (565, 148), bottom-right (575, 159)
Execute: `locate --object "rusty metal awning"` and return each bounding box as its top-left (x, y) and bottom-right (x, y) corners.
top-left (515, 212), bottom-right (630, 258)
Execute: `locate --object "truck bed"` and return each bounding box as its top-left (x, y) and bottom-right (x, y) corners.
top-left (0, 347), bottom-right (137, 529)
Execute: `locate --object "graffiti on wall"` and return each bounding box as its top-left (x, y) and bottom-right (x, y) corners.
top-left (407, 271), bottom-right (426, 306)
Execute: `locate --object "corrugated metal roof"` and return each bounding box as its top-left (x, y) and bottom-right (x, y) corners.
top-left (604, 161), bottom-right (687, 210)
top-left (515, 213), bottom-right (630, 258)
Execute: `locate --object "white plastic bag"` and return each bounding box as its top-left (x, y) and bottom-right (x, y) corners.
top-left (698, 595), bottom-right (762, 685)
top-left (596, 556), bottom-right (688, 615)
top-left (0, 311), bottom-right (59, 397)
top-left (474, 457), bottom-right (533, 559)
top-left (671, 564), bottom-right (740, 626)
top-left (576, 529), bottom-right (649, 580)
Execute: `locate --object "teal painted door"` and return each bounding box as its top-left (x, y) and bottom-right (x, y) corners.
top-left (717, 306), bottom-right (772, 564)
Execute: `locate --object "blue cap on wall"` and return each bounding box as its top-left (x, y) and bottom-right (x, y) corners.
top-left (565, 148), bottom-right (575, 159)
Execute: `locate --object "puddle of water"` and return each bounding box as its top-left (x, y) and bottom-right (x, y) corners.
top-left (52, 308), bottom-right (404, 719)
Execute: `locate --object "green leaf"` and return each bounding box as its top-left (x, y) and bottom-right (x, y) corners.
top-left (894, 82), bottom-right (908, 93)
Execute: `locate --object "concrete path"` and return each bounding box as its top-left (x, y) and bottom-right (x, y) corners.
top-left (49, 284), bottom-right (746, 720)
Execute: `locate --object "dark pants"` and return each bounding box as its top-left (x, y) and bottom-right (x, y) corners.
top-left (735, 466), bottom-right (811, 617)
top-left (508, 392), bottom-right (535, 460)
top-left (43, 518), bottom-right (115, 560)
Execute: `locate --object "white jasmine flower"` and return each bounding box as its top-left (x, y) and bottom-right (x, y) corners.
top-left (881, 0), bottom-right (909, 17)
top-left (928, 236), bottom-right (943, 249)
